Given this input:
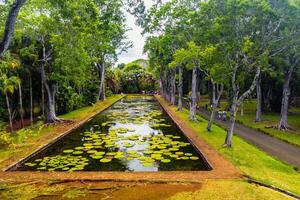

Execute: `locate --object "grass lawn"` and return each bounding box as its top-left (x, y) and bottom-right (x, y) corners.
top-left (164, 97), bottom-right (300, 196)
top-left (0, 180), bottom-right (293, 200)
top-left (0, 94), bottom-right (124, 169)
top-left (198, 97), bottom-right (300, 147)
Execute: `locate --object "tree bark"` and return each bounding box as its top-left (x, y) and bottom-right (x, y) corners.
top-left (255, 75), bottom-right (262, 122)
top-left (207, 82), bottom-right (224, 131)
top-left (41, 64), bottom-right (60, 123)
top-left (170, 69), bottom-right (176, 105)
top-left (159, 73), bottom-right (164, 96)
top-left (177, 66), bottom-right (183, 111)
top-left (225, 100), bottom-right (238, 147)
top-left (97, 63), bottom-right (106, 101)
top-left (40, 45), bottom-right (60, 124)
top-left (224, 65), bottom-right (261, 147)
top-left (41, 74), bottom-right (45, 117)
top-left (0, 0), bottom-right (26, 57)
top-left (277, 57), bottom-right (298, 130)
top-left (5, 92), bottom-right (13, 132)
top-left (18, 81), bottom-right (24, 128)
top-left (190, 65), bottom-right (199, 121)
top-left (30, 74), bottom-right (33, 124)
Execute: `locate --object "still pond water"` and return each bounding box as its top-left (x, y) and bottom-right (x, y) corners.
top-left (17, 96), bottom-right (210, 172)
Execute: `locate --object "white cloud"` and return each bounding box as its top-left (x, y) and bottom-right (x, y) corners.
top-left (117, 1), bottom-right (155, 65)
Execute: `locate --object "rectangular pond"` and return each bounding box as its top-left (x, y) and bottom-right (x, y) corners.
top-left (14, 96), bottom-right (211, 172)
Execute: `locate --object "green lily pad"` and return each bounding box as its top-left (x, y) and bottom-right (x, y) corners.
top-left (161, 159), bottom-right (171, 163)
top-left (73, 151), bottom-right (83, 155)
top-left (106, 152), bottom-right (117, 156)
top-left (143, 150), bottom-right (153, 154)
top-left (37, 167), bottom-right (46, 170)
top-left (94, 151), bottom-right (105, 155)
top-left (100, 158), bottom-right (112, 163)
top-left (142, 162), bottom-right (154, 167)
top-left (190, 156), bottom-right (199, 160)
top-left (91, 155), bottom-right (103, 159)
top-left (181, 156), bottom-right (189, 160)
top-left (114, 155), bottom-right (125, 159)
top-left (87, 150), bottom-right (97, 154)
top-left (25, 162), bottom-right (36, 167)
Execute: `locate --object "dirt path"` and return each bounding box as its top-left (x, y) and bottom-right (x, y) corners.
top-left (182, 100), bottom-right (300, 167)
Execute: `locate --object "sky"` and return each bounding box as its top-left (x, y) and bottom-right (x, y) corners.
top-left (117, 1), bottom-right (154, 65)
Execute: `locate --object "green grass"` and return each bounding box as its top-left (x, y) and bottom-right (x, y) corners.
top-left (168, 180), bottom-right (293, 200)
top-left (198, 98), bottom-right (300, 147)
top-left (167, 103), bottom-right (300, 196)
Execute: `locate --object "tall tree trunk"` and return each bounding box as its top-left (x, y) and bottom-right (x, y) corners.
top-left (177, 66), bottom-right (183, 111)
top-left (41, 64), bottom-right (60, 123)
top-left (224, 65), bottom-right (261, 147)
top-left (0, 0), bottom-right (26, 56)
top-left (165, 71), bottom-right (171, 101)
top-left (225, 99), bottom-right (238, 147)
top-left (30, 75), bottom-right (33, 124)
top-left (255, 75), bottom-right (262, 122)
top-left (5, 92), bottom-right (13, 132)
top-left (97, 63), bottom-right (106, 101)
top-left (190, 65), bottom-right (199, 121)
top-left (41, 75), bottom-right (45, 117)
top-left (207, 83), bottom-right (224, 131)
top-left (240, 103), bottom-right (244, 116)
top-left (171, 69), bottom-right (176, 105)
top-left (18, 81), bottom-right (24, 128)
top-left (159, 73), bottom-right (164, 96)
top-left (278, 56), bottom-right (299, 130)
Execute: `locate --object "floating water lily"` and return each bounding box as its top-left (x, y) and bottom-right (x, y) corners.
top-left (100, 158), bottom-right (112, 163)
top-left (63, 149), bottom-right (74, 154)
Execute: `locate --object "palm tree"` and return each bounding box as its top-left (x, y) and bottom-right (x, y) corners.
top-left (0, 74), bottom-right (20, 132)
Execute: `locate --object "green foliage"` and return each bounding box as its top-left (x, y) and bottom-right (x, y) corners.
top-left (0, 122), bottom-right (44, 148)
top-left (117, 59), bottom-right (156, 93)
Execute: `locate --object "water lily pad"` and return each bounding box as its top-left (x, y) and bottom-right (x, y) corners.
top-left (106, 152), bottom-right (117, 156)
top-left (114, 155), bottom-right (125, 159)
top-left (161, 159), bottom-right (171, 163)
top-left (91, 155), bottom-right (103, 159)
top-left (94, 151), bottom-right (105, 155)
top-left (100, 158), bottom-right (112, 163)
top-left (87, 150), bottom-right (97, 154)
top-left (37, 167), bottom-right (46, 170)
top-left (180, 156), bottom-right (189, 160)
top-left (190, 156), bottom-right (199, 160)
top-left (25, 162), bottom-right (36, 167)
top-left (73, 151), bottom-right (83, 155)
top-left (127, 157), bottom-right (134, 161)
top-left (143, 150), bottom-right (153, 154)
top-left (142, 162), bottom-right (154, 167)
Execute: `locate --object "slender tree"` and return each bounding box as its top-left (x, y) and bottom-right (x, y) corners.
top-left (0, 0), bottom-right (26, 57)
